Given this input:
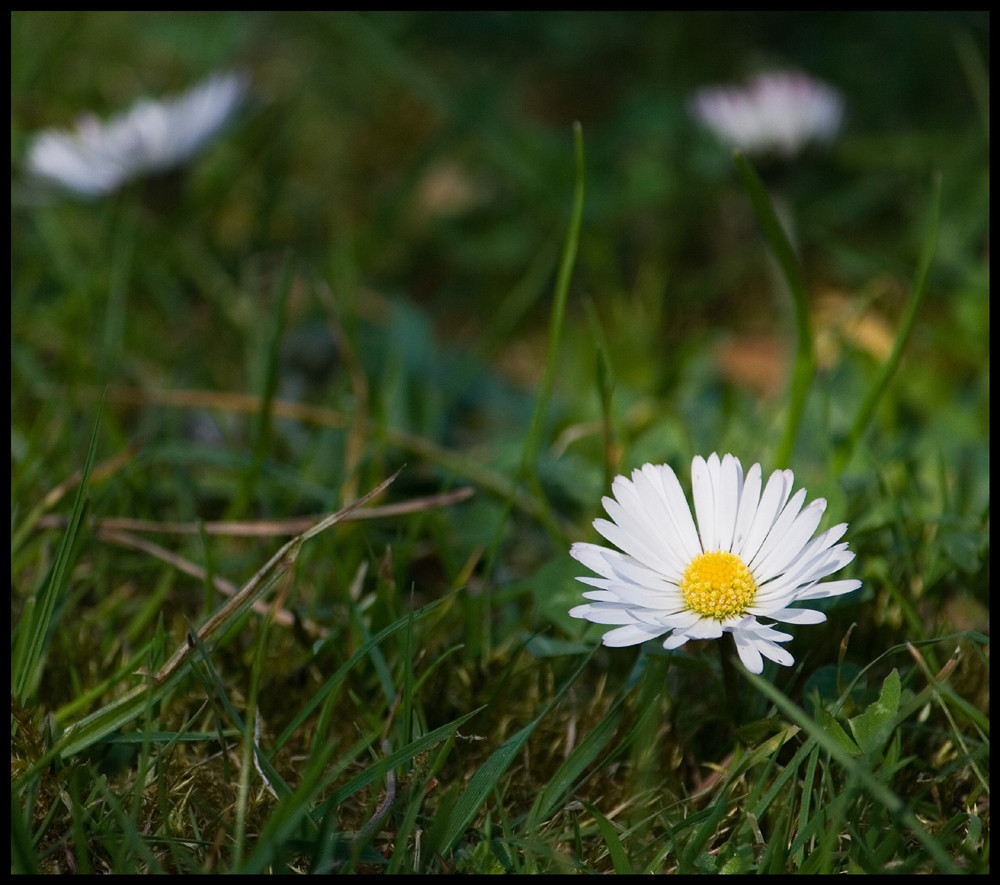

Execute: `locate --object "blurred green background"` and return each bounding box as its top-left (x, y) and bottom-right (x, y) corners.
top-left (12, 9), bottom-right (988, 558)
top-left (12, 15), bottom-right (988, 407)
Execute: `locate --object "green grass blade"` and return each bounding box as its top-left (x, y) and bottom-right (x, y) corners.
top-left (759, 800), bottom-right (793, 873)
top-left (93, 772), bottom-right (164, 872)
top-left (833, 174), bottom-right (942, 474)
top-left (528, 693), bottom-right (625, 828)
top-left (12, 391), bottom-right (105, 705)
top-left (472, 121), bottom-right (586, 661)
top-left (743, 668), bottom-right (958, 873)
top-left (227, 252), bottom-right (294, 519)
top-left (582, 800), bottom-right (633, 874)
top-left (435, 649), bottom-right (595, 856)
top-left (794, 744), bottom-right (821, 867)
top-left (313, 705), bottom-right (485, 819)
top-left (678, 781), bottom-right (734, 873)
top-left (238, 736), bottom-right (344, 874)
top-left (733, 151), bottom-right (814, 468)
top-left (10, 787), bottom-right (40, 874)
top-left (272, 593), bottom-right (454, 754)
top-left (44, 671), bottom-right (186, 768)
top-left (519, 121), bottom-right (586, 493)
top-left (235, 606), bottom-right (274, 868)
top-left (350, 600), bottom-right (396, 708)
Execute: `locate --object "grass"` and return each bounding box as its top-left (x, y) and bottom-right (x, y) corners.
top-left (11, 11), bottom-right (989, 874)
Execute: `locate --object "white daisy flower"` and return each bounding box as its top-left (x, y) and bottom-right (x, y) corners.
top-left (691, 70), bottom-right (843, 158)
top-left (25, 70), bottom-right (249, 197)
top-left (569, 453), bottom-right (860, 674)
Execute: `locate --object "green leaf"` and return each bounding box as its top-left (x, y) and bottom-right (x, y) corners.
top-left (848, 669), bottom-right (901, 755)
top-left (818, 709), bottom-right (862, 757)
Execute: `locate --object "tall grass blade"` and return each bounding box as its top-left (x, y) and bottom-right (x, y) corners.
top-left (518, 121), bottom-right (586, 496)
top-left (25, 471), bottom-right (400, 767)
top-left (435, 649), bottom-right (595, 856)
top-left (833, 175), bottom-right (942, 474)
top-left (234, 605), bottom-right (275, 868)
top-left (743, 667), bottom-right (958, 873)
top-left (473, 121), bottom-right (586, 660)
top-left (313, 706), bottom-right (485, 819)
top-left (272, 592), bottom-right (454, 754)
top-left (582, 800), bottom-right (633, 874)
top-left (733, 151), bottom-right (814, 468)
top-left (10, 787), bottom-right (40, 875)
top-left (528, 694), bottom-right (625, 827)
top-left (228, 252), bottom-right (294, 519)
top-left (12, 392), bottom-right (105, 705)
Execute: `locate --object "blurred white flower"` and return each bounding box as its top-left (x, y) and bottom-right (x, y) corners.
top-left (25, 70), bottom-right (249, 197)
top-left (570, 453), bottom-right (860, 674)
top-left (691, 70), bottom-right (843, 158)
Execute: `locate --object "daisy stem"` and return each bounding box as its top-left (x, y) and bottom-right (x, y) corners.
top-left (719, 637), bottom-right (743, 727)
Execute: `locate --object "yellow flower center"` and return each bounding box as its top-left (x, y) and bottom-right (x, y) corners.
top-left (680, 550), bottom-right (757, 620)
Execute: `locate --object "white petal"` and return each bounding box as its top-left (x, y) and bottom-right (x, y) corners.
top-left (662, 631), bottom-right (693, 650)
top-left (569, 602), bottom-right (650, 625)
top-left (577, 589), bottom-right (621, 602)
top-left (732, 462), bottom-right (762, 554)
top-left (749, 487), bottom-right (807, 571)
top-left (776, 545), bottom-right (856, 597)
top-left (601, 496), bottom-right (688, 578)
top-left (656, 610), bottom-right (702, 629)
top-left (716, 454), bottom-right (741, 553)
top-left (683, 619), bottom-right (725, 640)
top-left (752, 531), bottom-right (853, 601)
top-left (692, 454), bottom-right (719, 552)
top-left (763, 607), bottom-right (827, 625)
top-left (571, 543), bottom-right (676, 591)
top-left (639, 463), bottom-right (703, 563)
top-left (618, 467), bottom-right (701, 571)
top-left (738, 468), bottom-right (794, 564)
top-left (795, 578), bottom-right (861, 601)
top-left (593, 517), bottom-right (674, 577)
top-left (575, 572), bottom-right (687, 613)
top-left (733, 618), bottom-right (793, 643)
top-left (756, 640), bottom-right (795, 667)
top-left (599, 581), bottom-right (682, 611)
top-left (751, 497), bottom-right (826, 581)
top-left (733, 633), bottom-right (764, 673)
top-left (600, 624), bottom-right (667, 647)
